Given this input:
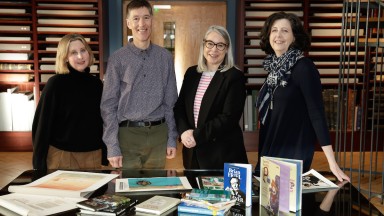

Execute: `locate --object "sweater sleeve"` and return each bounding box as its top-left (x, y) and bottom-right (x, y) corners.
top-left (32, 77), bottom-right (58, 170)
top-left (296, 58), bottom-right (330, 146)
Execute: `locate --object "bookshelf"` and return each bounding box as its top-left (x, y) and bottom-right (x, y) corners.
top-left (236, 0), bottom-right (374, 151)
top-left (0, 0), bottom-right (105, 151)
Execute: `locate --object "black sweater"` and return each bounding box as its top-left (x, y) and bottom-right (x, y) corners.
top-left (32, 66), bottom-right (104, 170)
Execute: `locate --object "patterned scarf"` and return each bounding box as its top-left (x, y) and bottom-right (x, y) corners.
top-left (256, 48), bottom-right (304, 125)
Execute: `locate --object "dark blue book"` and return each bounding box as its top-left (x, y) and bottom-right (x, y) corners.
top-left (223, 163), bottom-right (253, 208)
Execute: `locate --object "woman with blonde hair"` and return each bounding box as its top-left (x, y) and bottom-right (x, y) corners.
top-left (32, 33), bottom-right (105, 170)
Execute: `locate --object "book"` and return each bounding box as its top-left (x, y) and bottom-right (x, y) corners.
top-left (8, 170), bottom-right (118, 198)
top-left (115, 176), bottom-right (192, 193)
top-left (185, 188), bottom-right (232, 202)
top-left (196, 176), bottom-right (224, 190)
top-left (259, 157), bottom-right (292, 214)
top-left (264, 156), bottom-right (303, 212)
top-left (77, 194), bottom-right (130, 211)
top-left (302, 169), bottom-right (338, 193)
top-left (177, 201), bottom-right (231, 216)
top-left (223, 163), bottom-right (252, 208)
top-left (79, 199), bottom-right (137, 216)
top-left (134, 195), bottom-right (180, 215)
top-left (0, 193), bottom-right (83, 216)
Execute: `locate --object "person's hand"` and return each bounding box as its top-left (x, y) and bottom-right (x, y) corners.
top-left (181, 129), bottom-right (196, 148)
top-left (329, 163), bottom-right (350, 182)
top-left (166, 147), bottom-right (177, 159)
top-left (108, 156), bottom-right (123, 168)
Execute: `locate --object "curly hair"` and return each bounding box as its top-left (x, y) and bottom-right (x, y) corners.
top-left (259, 12), bottom-right (311, 54)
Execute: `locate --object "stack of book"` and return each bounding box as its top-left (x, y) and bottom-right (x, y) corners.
top-left (77, 194), bottom-right (137, 216)
top-left (178, 188), bottom-right (236, 216)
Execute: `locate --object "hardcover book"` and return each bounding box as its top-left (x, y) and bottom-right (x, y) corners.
top-left (264, 156), bottom-right (303, 212)
top-left (223, 163), bottom-right (253, 208)
top-left (259, 157), bottom-right (290, 214)
top-left (115, 177), bottom-right (192, 193)
top-left (302, 169), bottom-right (338, 193)
top-left (134, 195), bottom-right (180, 215)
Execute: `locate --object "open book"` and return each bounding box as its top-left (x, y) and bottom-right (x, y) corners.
top-left (302, 169), bottom-right (339, 193)
top-left (8, 170), bottom-right (118, 198)
top-left (1, 170), bottom-right (118, 216)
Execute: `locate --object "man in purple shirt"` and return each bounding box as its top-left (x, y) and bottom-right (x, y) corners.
top-left (100, 0), bottom-right (178, 169)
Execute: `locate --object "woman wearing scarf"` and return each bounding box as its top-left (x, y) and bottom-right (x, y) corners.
top-left (255, 12), bottom-right (350, 183)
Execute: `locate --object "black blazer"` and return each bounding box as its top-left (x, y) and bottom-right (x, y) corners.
top-left (174, 66), bottom-right (248, 169)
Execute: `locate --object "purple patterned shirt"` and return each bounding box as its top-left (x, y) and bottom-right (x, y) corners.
top-left (101, 42), bottom-right (178, 158)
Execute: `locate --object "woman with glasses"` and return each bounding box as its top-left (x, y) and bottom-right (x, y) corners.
top-left (174, 25), bottom-right (248, 169)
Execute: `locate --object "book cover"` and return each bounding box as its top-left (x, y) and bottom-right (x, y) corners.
top-left (77, 194), bottom-right (130, 211)
top-left (177, 201), bottom-right (231, 216)
top-left (264, 156), bottom-right (303, 212)
top-left (196, 176), bottom-right (224, 190)
top-left (186, 188), bottom-right (231, 202)
top-left (79, 199), bottom-right (137, 216)
top-left (135, 195), bottom-right (180, 215)
top-left (223, 163), bottom-right (253, 208)
top-left (302, 169), bottom-right (338, 193)
top-left (8, 170), bottom-right (118, 198)
top-left (259, 157), bottom-right (291, 214)
top-left (115, 177), bottom-right (192, 193)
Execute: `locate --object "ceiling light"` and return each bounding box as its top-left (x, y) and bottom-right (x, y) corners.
top-left (153, 5), bottom-right (171, 10)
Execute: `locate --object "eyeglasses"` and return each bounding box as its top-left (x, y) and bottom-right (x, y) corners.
top-left (203, 40), bottom-right (227, 51)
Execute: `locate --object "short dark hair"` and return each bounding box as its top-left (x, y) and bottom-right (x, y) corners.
top-left (126, 0), bottom-right (153, 19)
top-left (259, 12), bottom-right (311, 54)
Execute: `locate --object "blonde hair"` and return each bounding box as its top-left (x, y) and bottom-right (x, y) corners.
top-left (55, 34), bottom-right (94, 74)
top-left (197, 25), bottom-right (236, 73)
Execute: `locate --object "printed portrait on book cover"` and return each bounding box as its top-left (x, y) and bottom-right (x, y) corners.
top-left (268, 176), bottom-right (280, 215)
top-left (229, 176), bottom-right (246, 204)
top-left (303, 175), bottom-right (328, 188)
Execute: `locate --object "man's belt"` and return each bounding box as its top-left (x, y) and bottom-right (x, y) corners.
top-left (119, 118), bottom-right (165, 127)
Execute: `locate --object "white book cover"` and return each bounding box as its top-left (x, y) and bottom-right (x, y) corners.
top-left (302, 169), bottom-right (339, 193)
top-left (135, 195), bottom-right (180, 215)
top-left (0, 193), bottom-right (83, 216)
top-left (45, 47), bottom-right (57, 51)
top-left (38, 19), bottom-right (95, 25)
top-left (0, 37), bottom-right (31, 41)
top-left (0, 26), bottom-right (30, 31)
top-left (38, 27), bottom-right (96, 32)
top-left (37, 10), bottom-right (96, 15)
top-left (0, 53), bottom-right (29, 60)
top-left (0, 44), bottom-right (31, 51)
top-left (8, 170), bottom-right (118, 198)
